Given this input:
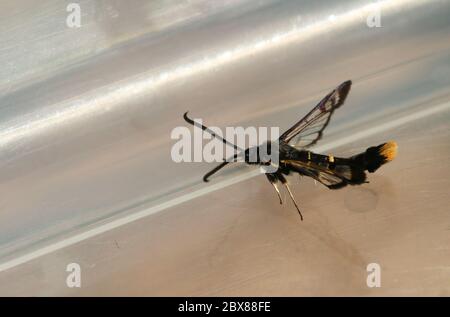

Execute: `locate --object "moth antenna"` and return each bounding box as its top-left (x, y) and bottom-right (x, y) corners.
top-left (183, 112), bottom-right (241, 151)
top-left (202, 154), bottom-right (240, 182)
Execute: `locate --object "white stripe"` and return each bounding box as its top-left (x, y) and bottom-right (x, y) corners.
top-left (314, 101), bottom-right (450, 153)
top-left (0, 101), bottom-right (448, 272)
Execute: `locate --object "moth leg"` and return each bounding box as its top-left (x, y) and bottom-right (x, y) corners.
top-left (278, 173), bottom-right (304, 221)
top-left (203, 160), bottom-right (230, 182)
top-left (266, 174), bottom-right (283, 205)
top-left (203, 154), bottom-right (239, 182)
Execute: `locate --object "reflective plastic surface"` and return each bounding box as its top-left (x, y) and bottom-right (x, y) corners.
top-left (0, 0), bottom-right (449, 295)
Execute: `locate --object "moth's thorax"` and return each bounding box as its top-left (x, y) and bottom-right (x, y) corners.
top-left (278, 142), bottom-right (308, 161)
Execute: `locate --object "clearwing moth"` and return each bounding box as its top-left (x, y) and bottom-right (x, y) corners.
top-left (184, 80), bottom-right (397, 220)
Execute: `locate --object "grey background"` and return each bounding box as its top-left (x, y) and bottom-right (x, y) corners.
top-left (0, 0), bottom-right (449, 295)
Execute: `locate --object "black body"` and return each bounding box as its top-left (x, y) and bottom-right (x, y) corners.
top-left (183, 80), bottom-right (397, 220)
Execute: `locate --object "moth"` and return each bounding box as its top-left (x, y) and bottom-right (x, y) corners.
top-left (183, 80), bottom-right (397, 220)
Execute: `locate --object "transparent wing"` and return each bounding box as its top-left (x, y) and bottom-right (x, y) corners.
top-left (279, 80), bottom-right (352, 148)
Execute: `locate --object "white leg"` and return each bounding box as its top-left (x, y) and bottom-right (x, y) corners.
top-left (278, 174), bottom-right (303, 221)
top-left (266, 174), bottom-right (283, 204)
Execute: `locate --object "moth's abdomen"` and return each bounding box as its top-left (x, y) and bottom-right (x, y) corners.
top-left (279, 142), bottom-right (397, 190)
top-left (327, 157), bottom-right (367, 186)
top-left (329, 141), bottom-right (398, 188)
top-left (328, 141), bottom-right (397, 186)
top-left (351, 141), bottom-right (398, 173)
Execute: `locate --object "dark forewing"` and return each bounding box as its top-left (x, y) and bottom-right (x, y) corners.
top-left (279, 80), bottom-right (352, 148)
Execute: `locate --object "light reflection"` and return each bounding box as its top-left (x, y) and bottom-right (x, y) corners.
top-left (0, 0), bottom-right (413, 149)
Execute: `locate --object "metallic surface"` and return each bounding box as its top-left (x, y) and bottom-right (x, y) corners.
top-left (0, 0), bottom-right (449, 295)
